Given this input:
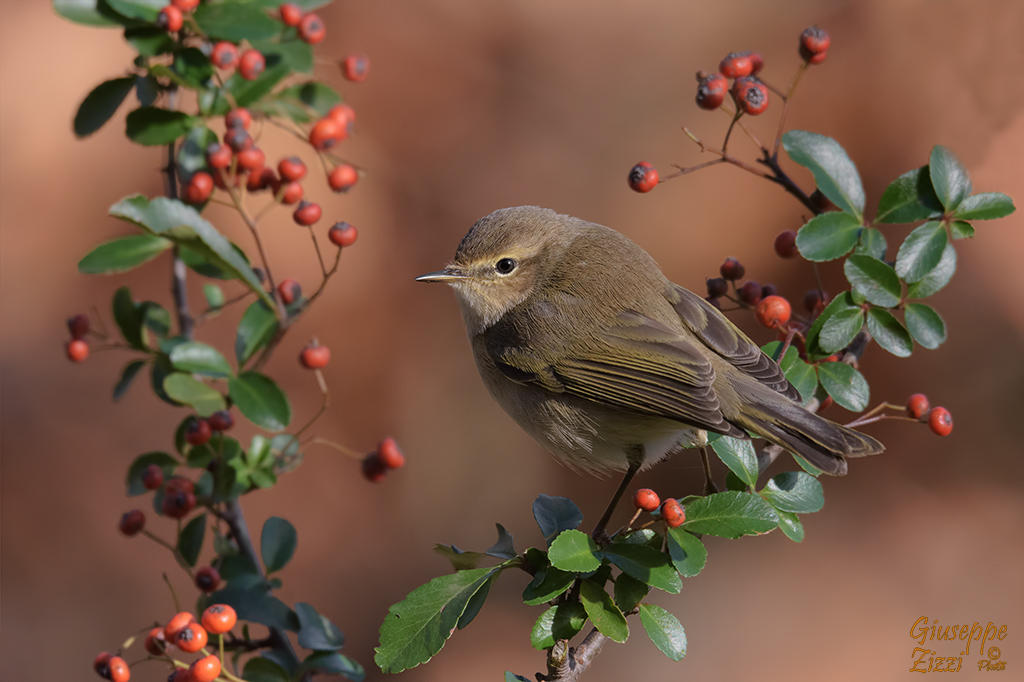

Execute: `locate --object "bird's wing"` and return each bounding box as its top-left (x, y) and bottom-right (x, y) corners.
top-left (667, 284), bottom-right (802, 402)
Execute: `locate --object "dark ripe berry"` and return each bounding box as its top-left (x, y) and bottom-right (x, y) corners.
top-left (157, 5), bottom-right (183, 32)
top-left (755, 295), bottom-right (791, 329)
top-left (774, 230), bottom-right (799, 259)
top-left (190, 655), bottom-right (222, 682)
top-left (212, 170), bottom-right (241, 190)
top-left (168, 670), bottom-right (191, 682)
top-left (377, 437), bottom-right (405, 469)
top-left (165, 476), bottom-right (194, 495)
top-left (142, 464), bottom-right (164, 490)
top-left (760, 283), bottom-right (777, 298)
top-left (705, 296), bottom-right (721, 310)
top-left (748, 52), bottom-right (764, 74)
top-left (144, 628), bottom-right (167, 656)
top-left (67, 338), bottom-right (90, 362)
top-left (738, 280), bottom-right (762, 306)
top-left (309, 117), bottom-right (342, 150)
top-left (236, 147), bottom-right (265, 173)
top-left (211, 41), bottom-right (239, 69)
top-left (803, 289), bottom-right (827, 314)
top-left (293, 200), bottom-right (322, 226)
top-left (928, 407), bottom-right (953, 436)
top-left (225, 108), bottom-right (252, 130)
top-left (799, 44), bottom-right (828, 64)
top-left (119, 509), bottom-right (145, 537)
top-left (246, 166), bottom-right (269, 192)
top-left (164, 612), bottom-right (196, 641)
top-left (632, 488), bottom-right (660, 512)
top-left (176, 622), bottom-right (208, 653)
top-left (695, 73), bottom-right (728, 110)
top-left (107, 657), bottom-right (130, 682)
top-left (206, 143), bottom-right (232, 170)
top-left (706, 277), bottom-right (728, 298)
top-left (184, 172), bottom-right (214, 204)
top-left (328, 164), bottom-right (359, 192)
top-left (906, 393), bottom-right (930, 420)
top-left (299, 13), bottom-right (326, 44)
top-left (328, 221), bottom-right (358, 247)
top-left (719, 51), bottom-right (753, 78)
top-left (195, 566), bottom-right (221, 593)
top-left (276, 181), bottom-right (304, 205)
top-left (660, 498), bottom-right (686, 528)
top-left (800, 26), bottom-right (831, 54)
top-left (225, 127), bottom-right (253, 153)
top-left (185, 418), bottom-right (212, 446)
top-left (277, 278), bottom-right (301, 305)
top-left (162, 489), bottom-right (196, 519)
top-left (327, 104), bottom-right (356, 135)
top-left (202, 604), bottom-right (238, 635)
top-left (279, 3), bottom-right (302, 27)
top-left (94, 652), bottom-right (113, 679)
top-left (67, 313), bottom-right (90, 339)
top-left (171, 0), bottom-right (199, 10)
top-left (628, 161), bottom-right (659, 193)
top-left (342, 53), bottom-right (370, 82)
top-left (239, 49), bottom-right (266, 80)
top-left (733, 78), bottom-right (769, 115)
top-left (361, 453), bottom-right (387, 482)
top-left (208, 410), bottom-right (233, 432)
top-left (300, 342), bottom-right (331, 369)
top-left (809, 189), bottom-right (836, 213)
top-left (278, 156), bottom-right (307, 182)
top-left (719, 257), bottom-right (745, 281)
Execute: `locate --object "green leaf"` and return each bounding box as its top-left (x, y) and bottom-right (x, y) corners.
top-left (261, 517), bottom-right (297, 573)
top-left (170, 341), bottom-right (234, 377)
top-left (151, 355), bottom-right (178, 405)
top-left (665, 527), bottom-right (707, 577)
top-left (126, 451), bottom-right (177, 496)
top-left (173, 47), bottom-right (214, 89)
top-left (273, 82), bottom-right (342, 122)
top-left (187, 444), bottom-right (214, 469)
top-left (241, 657), bottom-right (291, 682)
top-left (505, 673), bottom-right (531, 682)
top-left (579, 578), bottom-right (628, 643)
top-left (818, 308), bottom-right (864, 354)
top-left (125, 26), bottom-right (175, 57)
top-left (523, 566), bottom-right (576, 606)
top-left (300, 652), bottom-right (364, 681)
top-left (760, 472), bottom-right (824, 513)
top-left (125, 106), bottom-right (193, 145)
top-left (193, 2), bottom-right (280, 42)
top-left (866, 308), bottom-right (913, 357)
top-left (949, 220), bottom-right (974, 239)
top-left (177, 513), bottom-right (207, 567)
top-left (456, 571), bottom-right (498, 630)
top-left (795, 211), bottom-right (864, 262)
top-left (112, 286), bottom-right (145, 349)
top-left (906, 244), bottom-right (956, 298)
top-left (134, 74), bottom-right (160, 106)
top-left (954, 192), bottom-right (1015, 220)
top-left (805, 292), bottom-right (857, 359)
top-left (784, 357), bottom-right (818, 404)
top-left (613, 574), bottom-right (649, 613)
top-left (843, 255), bottom-right (901, 308)
top-left (228, 372), bottom-right (291, 431)
top-left (209, 587), bottom-right (300, 632)
top-left (816, 362), bottom-right (869, 412)
top-left (257, 40), bottom-right (315, 75)
top-left (530, 602), bottom-right (587, 650)
top-left (681, 491), bottom-right (779, 539)
top-left (602, 543), bottom-right (681, 594)
top-left (295, 602), bottom-right (344, 651)
top-left (54, 0), bottom-right (125, 27)
top-left (710, 436), bottom-right (758, 487)
top-left (782, 130), bottom-right (865, 220)
top-left (234, 301), bottom-right (278, 364)
top-left (74, 77), bottom-right (135, 138)
top-left (904, 303), bottom-right (947, 350)
top-left (163, 373), bottom-right (226, 416)
top-left (548, 529), bottom-right (601, 573)
top-left (532, 495), bottom-right (583, 546)
top-left (105, 0), bottom-right (163, 21)
top-left (639, 604), bottom-right (686, 661)
top-left (375, 567), bottom-right (497, 673)
top-left (208, 59), bottom-right (291, 115)
top-left (875, 166), bottom-right (943, 224)
top-left (895, 221), bottom-right (948, 283)
top-left (776, 510), bottom-right (805, 542)
top-left (178, 125), bottom-right (218, 181)
top-left (929, 145), bottom-right (971, 211)
top-left (854, 227), bottom-right (887, 259)
top-left (79, 234), bottom-right (172, 274)
top-left (113, 359), bottom-right (147, 402)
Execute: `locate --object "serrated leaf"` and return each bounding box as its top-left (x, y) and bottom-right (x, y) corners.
top-left (170, 341), bottom-right (234, 377)
top-left (236, 301), bottom-right (278, 364)
top-left (866, 308), bottom-right (913, 357)
top-left (776, 510), bottom-right (805, 542)
top-left (523, 565), bottom-right (575, 606)
top-left (816, 362), bottom-right (869, 412)
top-left (193, 2), bottom-right (280, 42)
top-left (760, 472), bottom-right (823, 513)
top-left (783, 130), bottom-right (865, 219)
top-left (954, 192), bottom-right (1015, 220)
top-left (548, 529), bottom-right (601, 573)
top-left (895, 221), bottom-right (948, 283)
top-left (530, 602), bottom-right (586, 650)
top-left (844, 255), bottom-right (901, 308)
top-left (795, 211), bottom-right (863, 261)
top-left (125, 106), bottom-right (193, 145)
top-left (295, 602), bottom-right (344, 651)
top-left (299, 652), bottom-right (364, 681)
top-left (875, 166), bottom-right (943, 224)
top-left (126, 451), bottom-right (177, 496)
top-left (163, 373), bottom-right (226, 416)
top-left (177, 513), bottom-right (207, 566)
top-left (74, 77), bottom-right (136, 138)
top-left (79, 234), bottom-right (172, 274)
top-left (904, 303), bottom-right (947, 350)
top-left (906, 244), bottom-right (956, 298)
top-left (639, 604), bottom-right (686, 661)
top-left (805, 292), bottom-right (857, 359)
top-left (681, 491), bottom-right (778, 539)
top-left (710, 436), bottom-right (758, 487)
top-left (260, 517), bottom-right (297, 573)
top-left (929, 145), bottom-right (971, 211)
top-left (602, 543), bottom-right (681, 594)
top-left (580, 578), bottom-right (628, 643)
top-left (818, 309), bottom-right (864, 353)
top-left (854, 227), bottom-right (888, 259)
top-left (532, 495), bottom-right (583, 546)
top-left (665, 527), bottom-right (707, 577)
top-left (229, 372), bottom-right (291, 431)
top-left (113, 359), bottom-right (147, 402)
top-left (613, 573), bottom-right (649, 613)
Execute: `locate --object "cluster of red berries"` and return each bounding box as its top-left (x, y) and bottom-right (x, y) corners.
top-left (696, 50), bottom-right (768, 116)
top-left (65, 313), bottom-right (91, 362)
top-left (906, 393), bottom-right (953, 437)
top-left (361, 437), bottom-right (406, 482)
top-left (799, 26), bottom-right (831, 64)
top-left (632, 488), bottom-right (686, 528)
top-left (705, 257), bottom-right (793, 329)
top-left (277, 3), bottom-right (327, 44)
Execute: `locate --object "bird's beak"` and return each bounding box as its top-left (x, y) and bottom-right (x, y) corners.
top-left (415, 267), bottom-right (468, 283)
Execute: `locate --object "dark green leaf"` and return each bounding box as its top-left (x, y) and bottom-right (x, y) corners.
top-left (433, 544), bottom-right (487, 572)
top-left (134, 74), bottom-right (160, 106)
top-left (177, 513), bottom-right (207, 566)
top-left (532, 495), bottom-right (583, 546)
top-left (300, 652), bottom-right (365, 681)
top-left (954, 192), bottom-right (1015, 220)
top-left (505, 673), bottom-right (531, 682)
top-left (273, 81), bottom-right (342, 122)
top-left (217, 554), bottom-right (260, 582)
top-left (170, 341), bottom-right (234, 377)
top-left (805, 292), bottom-right (857, 359)
top-left (151, 355), bottom-right (178, 405)
top-left (163, 373), bottom-right (226, 416)
top-left (580, 578), bottom-right (628, 643)
top-left (639, 604), bottom-right (686, 661)
top-left (613, 573), bottom-right (649, 613)
top-left (816, 362), bottom-right (869, 412)
top-left (193, 2), bottom-right (280, 42)
top-left (261, 517), bottom-right (297, 573)
top-left (178, 243), bottom-right (236, 280)
top-left (854, 227), bottom-right (887, 259)
top-left (112, 286), bottom-right (145, 349)
top-left (54, 0), bottom-right (125, 27)
top-left (178, 125), bottom-right (218, 181)
top-left (782, 130), bottom-right (865, 219)
top-left (105, 0), bottom-right (163, 21)
top-left (126, 451), bottom-right (177, 496)
top-left (187, 443), bottom-right (214, 469)
top-left (530, 602), bottom-right (586, 650)
top-left (125, 106), bottom-right (193, 145)
top-left (548, 529), bottom-right (601, 573)
top-left (895, 221), bottom-right (948, 283)
top-left (776, 510), bottom-right (805, 542)
top-left (760, 472), bottom-right (823, 513)
top-left (235, 301), bottom-right (278, 364)
top-left (257, 40), bottom-right (315, 75)
top-left (486, 523), bottom-right (517, 559)
top-left (208, 59), bottom-right (290, 115)
top-left (792, 454), bottom-right (823, 477)
top-left (113, 359), bottom-right (147, 402)
top-left (818, 309), bottom-right (864, 354)
top-left (929, 145), bottom-right (971, 211)
top-left (784, 356), bottom-right (818, 404)
top-left (142, 302), bottom-right (171, 339)
top-left (602, 543), bottom-right (681, 594)
top-left (795, 211), bottom-right (863, 262)
top-left (241, 657), bottom-right (290, 682)
top-left (875, 166), bottom-right (943, 224)
top-left (74, 77), bottom-right (135, 138)
top-left (866, 308), bottom-right (913, 357)
top-left (904, 303), bottom-right (946, 350)
top-left (906, 243), bottom-right (956, 298)
top-left (710, 436), bottom-right (758, 487)
top-left (681, 491), bottom-right (778, 539)
top-left (173, 47), bottom-right (214, 88)
top-left (125, 26), bottom-right (175, 56)
top-left (229, 372), bottom-right (291, 431)
top-left (456, 571), bottom-right (498, 630)
top-left (149, 63), bottom-right (193, 89)
top-left (295, 602), bottom-right (344, 651)
top-left (843, 255), bottom-right (901, 308)
top-left (949, 220), bottom-right (974, 239)
top-left (665, 527), bottom-right (707, 577)
top-left (209, 587), bottom-right (300, 631)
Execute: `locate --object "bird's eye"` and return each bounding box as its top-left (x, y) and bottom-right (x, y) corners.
top-left (495, 257), bottom-right (517, 275)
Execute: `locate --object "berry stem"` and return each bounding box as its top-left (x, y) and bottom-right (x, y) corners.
top-left (142, 529), bottom-right (196, 580)
top-left (721, 109), bottom-right (743, 153)
top-left (772, 61), bottom-right (809, 159)
top-left (719, 104), bottom-right (766, 150)
top-left (305, 437), bottom-right (364, 461)
top-left (682, 128), bottom-right (772, 179)
top-left (309, 227), bottom-right (328, 277)
top-left (662, 157), bottom-right (726, 181)
top-left (162, 572), bottom-right (181, 613)
top-left (221, 172), bottom-right (286, 320)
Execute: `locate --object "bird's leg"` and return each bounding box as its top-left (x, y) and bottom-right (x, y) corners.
top-left (592, 459), bottom-right (640, 544)
top-left (699, 446), bottom-right (718, 495)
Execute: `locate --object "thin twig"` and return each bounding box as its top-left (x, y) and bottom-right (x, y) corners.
top-left (772, 62), bottom-right (808, 159)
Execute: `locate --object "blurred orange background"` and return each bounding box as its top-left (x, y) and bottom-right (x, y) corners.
top-left (2, 1), bottom-right (1022, 680)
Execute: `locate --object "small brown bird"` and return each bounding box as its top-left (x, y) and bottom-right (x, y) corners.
top-left (417, 207), bottom-right (882, 530)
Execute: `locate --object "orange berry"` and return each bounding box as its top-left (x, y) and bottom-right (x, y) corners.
top-left (157, 5), bottom-right (183, 32)
top-left (211, 42), bottom-right (238, 69)
top-left (328, 164), bottom-right (358, 192)
top-left (276, 180), bottom-right (304, 205)
top-left (279, 3), bottom-right (302, 27)
top-left (190, 655), bottom-right (222, 682)
top-left (819, 396), bottom-right (834, 411)
top-left (755, 295), bottom-right (792, 329)
top-left (632, 488), bottom-right (660, 512)
top-left (328, 221), bottom-right (358, 247)
top-left (928, 407), bottom-right (953, 437)
top-left (144, 627), bottom-right (167, 656)
top-left (172, 0), bottom-right (199, 10)
top-left (206, 143), bottom-right (232, 170)
top-left (277, 278), bottom-right (301, 305)
top-left (224, 127), bottom-right (253, 153)
top-left (695, 73), bottom-right (728, 110)
top-left (236, 147), bottom-right (265, 173)
top-left (300, 341), bottom-right (330, 369)
top-left (184, 172), bottom-right (214, 204)
top-left (225, 108), bottom-right (252, 130)
top-left (195, 566), bottom-right (221, 593)
top-left (748, 52), bottom-right (764, 74)
top-left (119, 509), bottom-right (145, 537)
top-left (377, 437), bottom-right (405, 469)
top-left (733, 77), bottom-right (769, 115)
top-left (906, 393), bottom-right (930, 420)
top-left (278, 156), bottom-right (307, 182)
top-left (308, 118), bottom-right (342, 150)
top-left (341, 53), bottom-right (370, 82)
top-left (167, 671), bottom-right (190, 682)
top-left (201, 604), bottom-right (238, 635)
top-left (628, 161), bottom-right (658, 193)
top-left (293, 200), bottom-right (322, 226)
top-left (298, 13), bottom-right (326, 44)
top-left (800, 26), bottom-right (831, 54)
top-left (660, 498), bottom-right (686, 528)
top-left (719, 51), bottom-right (753, 78)
top-left (108, 656), bottom-right (130, 682)
top-left (66, 339), bottom-right (90, 362)
top-left (238, 49), bottom-right (265, 81)
top-left (327, 104), bottom-right (356, 134)
top-left (176, 622), bottom-right (208, 653)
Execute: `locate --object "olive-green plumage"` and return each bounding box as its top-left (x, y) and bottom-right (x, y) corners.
top-left (417, 206), bottom-right (882, 477)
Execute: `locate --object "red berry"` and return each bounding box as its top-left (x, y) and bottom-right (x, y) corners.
top-left (94, 652), bottom-right (113, 678)
top-left (108, 656), bottom-right (130, 682)
top-left (276, 180), bottom-right (304, 205)
top-left (144, 627), bottom-right (167, 656)
top-left (119, 509), bottom-right (145, 537)
top-left (300, 342), bottom-right (330, 369)
top-left (157, 5), bottom-right (183, 32)
top-left (706, 277), bottom-right (728, 298)
top-left (632, 488), bottom-right (660, 512)
top-left (168, 671), bottom-right (190, 682)
top-left (238, 49), bottom-right (265, 81)
top-left (202, 604), bottom-right (237, 635)
top-left (341, 53), bottom-right (370, 82)
top-left (755, 295), bottom-right (792, 329)
top-left (906, 393), bottom-right (930, 420)
top-left (236, 147), bottom-right (265, 173)
top-left (68, 313), bottom-right (90, 339)
top-left (165, 476), bottom-right (194, 495)
top-left (819, 396), bottom-right (834, 411)
top-left (738, 280), bottom-right (762, 306)
top-left (361, 453), bottom-right (387, 482)
top-left (278, 156), bottom-right (307, 182)
top-left (142, 463), bottom-right (164, 490)
top-left (279, 3), bottom-right (302, 27)
top-left (176, 622), bottom-right (208, 653)
top-left (328, 221), bottom-right (358, 247)
top-left (719, 257), bottom-right (745, 281)
top-left (628, 161), bottom-right (658, 193)
top-left (660, 498), bottom-right (686, 528)
top-left (277, 278), bottom-right (301, 305)
top-left (733, 77), bottom-right (769, 116)
top-left (225, 108), bottom-right (252, 130)
top-left (377, 437), bottom-right (405, 469)
top-left (774, 230), bottom-right (799, 258)
top-left (190, 655), bottom-right (222, 682)
top-left (162, 489), bottom-right (196, 519)
top-left (208, 410), bottom-right (234, 432)
top-left (695, 73), bottom-right (728, 110)
top-left (185, 418), bottom-right (212, 446)
top-left (195, 566), bottom-right (221, 593)
top-left (705, 296), bottom-right (722, 310)
top-left (328, 164), bottom-right (359, 192)
top-left (224, 127), bottom-right (253, 153)
top-left (800, 26), bottom-right (831, 55)
top-left (206, 143), bottom-right (232, 170)
top-left (761, 283), bottom-right (777, 298)
top-left (246, 166), bottom-right (269, 192)
top-left (66, 339), bottom-right (90, 362)
top-left (800, 44), bottom-right (829, 64)
top-left (309, 117), bottom-right (342, 150)
top-left (164, 612), bottom-right (196, 641)
top-left (184, 171), bottom-right (214, 204)
top-left (928, 407), bottom-right (953, 437)
top-left (293, 200), bottom-right (322, 226)
top-left (719, 51), bottom-right (753, 79)
top-left (327, 104), bottom-right (356, 136)
top-left (211, 42), bottom-right (239, 70)
top-left (298, 13), bottom-right (326, 44)
top-left (803, 289), bottom-right (827, 314)
top-left (171, 0), bottom-right (199, 10)
top-left (748, 52), bottom-right (764, 74)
